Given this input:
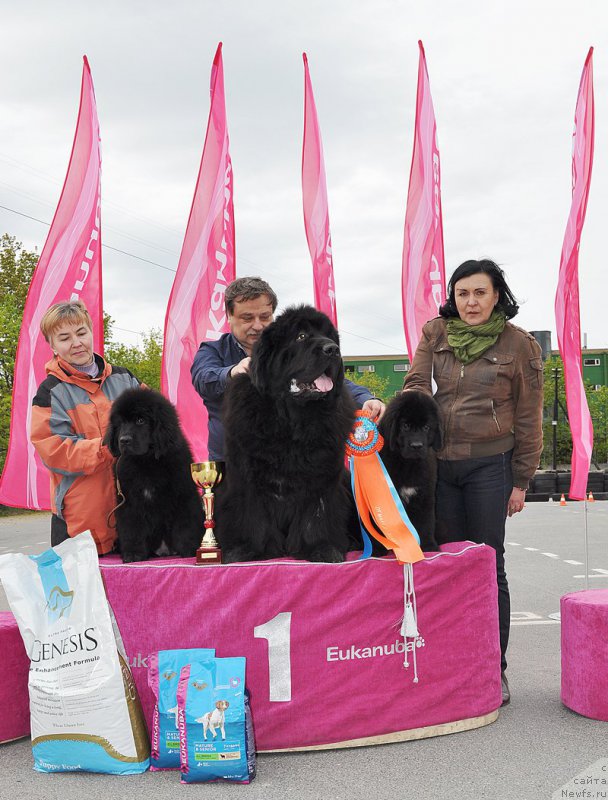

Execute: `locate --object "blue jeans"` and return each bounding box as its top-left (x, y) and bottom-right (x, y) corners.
top-left (51, 514), bottom-right (70, 546)
top-left (435, 450), bottom-right (513, 672)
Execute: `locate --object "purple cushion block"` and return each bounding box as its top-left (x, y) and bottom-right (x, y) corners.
top-left (0, 611), bottom-right (30, 742)
top-left (561, 589), bottom-right (608, 721)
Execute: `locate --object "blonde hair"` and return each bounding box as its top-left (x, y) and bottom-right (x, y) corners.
top-left (40, 301), bottom-right (93, 343)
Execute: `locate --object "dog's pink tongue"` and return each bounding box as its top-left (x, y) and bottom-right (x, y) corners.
top-left (314, 374), bottom-right (333, 392)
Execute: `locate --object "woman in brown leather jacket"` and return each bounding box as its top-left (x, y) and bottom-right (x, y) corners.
top-left (404, 259), bottom-right (544, 705)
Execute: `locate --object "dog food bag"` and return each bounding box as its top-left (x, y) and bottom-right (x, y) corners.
top-left (148, 648), bottom-right (215, 770)
top-left (177, 657), bottom-right (256, 784)
top-left (0, 532), bottom-right (150, 774)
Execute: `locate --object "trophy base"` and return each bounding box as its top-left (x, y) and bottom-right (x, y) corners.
top-left (196, 546), bottom-right (222, 565)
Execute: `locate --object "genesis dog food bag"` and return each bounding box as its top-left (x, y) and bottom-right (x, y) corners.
top-left (177, 657), bottom-right (255, 784)
top-left (0, 532), bottom-right (150, 774)
top-left (148, 648), bottom-right (215, 770)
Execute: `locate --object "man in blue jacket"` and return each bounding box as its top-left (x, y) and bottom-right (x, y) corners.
top-left (191, 277), bottom-right (385, 460)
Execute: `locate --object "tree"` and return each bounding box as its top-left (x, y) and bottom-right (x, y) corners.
top-left (0, 234), bottom-right (163, 480)
top-left (587, 384), bottom-right (608, 466)
top-left (104, 324), bottom-right (163, 389)
top-left (541, 355), bottom-right (608, 468)
top-left (541, 356), bottom-right (570, 469)
top-left (0, 235), bottom-right (38, 474)
top-left (344, 368), bottom-right (391, 403)
top-left (0, 235), bottom-right (38, 395)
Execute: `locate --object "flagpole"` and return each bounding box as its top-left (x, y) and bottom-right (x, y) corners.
top-left (0, 56), bottom-right (102, 510)
top-left (554, 47), bottom-right (595, 589)
top-left (302, 52), bottom-right (338, 327)
top-left (584, 499), bottom-right (589, 591)
top-left (160, 42), bottom-right (235, 461)
top-left (401, 40), bottom-right (446, 359)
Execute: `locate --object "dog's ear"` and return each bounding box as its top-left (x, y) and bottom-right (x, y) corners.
top-left (378, 396), bottom-right (401, 450)
top-left (249, 325), bottom-right (276, 394)
top-left (431, 410), bottom-right (444, 451)
top-left (151, 397), bottom-right (177, 459)
top-left (152, 424), bottom-right (174, 460)
top-left (432, 423), bottom-right (443, 451)
top-left (104, 418), bottom-right (121, 457)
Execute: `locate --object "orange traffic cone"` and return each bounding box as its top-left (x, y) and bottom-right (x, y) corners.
top-left (588, 492), bottom-right (595, 502)
top-left (560, 493), bottom-right (567, 506)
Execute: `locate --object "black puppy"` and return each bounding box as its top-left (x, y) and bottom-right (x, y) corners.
top-left (106, 388), bottom-right (203, 562)
top-left (377, 390), bottom-right (443, 552)
top-left (217, 305), bottom-right (356, 563)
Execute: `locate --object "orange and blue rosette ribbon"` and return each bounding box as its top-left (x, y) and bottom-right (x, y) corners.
top-left (347, 410), bottom-right (424, 565)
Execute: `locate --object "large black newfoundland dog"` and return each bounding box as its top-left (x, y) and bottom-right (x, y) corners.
top-left (217, 305), bottom-right (356, 563)
top-left (106, 388), bottom-right (202, 562)
top-left (378, 390), bottom-right (443, 552)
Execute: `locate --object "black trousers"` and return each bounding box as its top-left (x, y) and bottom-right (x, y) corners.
top-left (50, 514), bottom-right (70, 547)
top-left (435, 450), bottom-right (513, 672)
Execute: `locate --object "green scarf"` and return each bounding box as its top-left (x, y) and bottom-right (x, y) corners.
top-left (446, 310), bottom-right (506, 365)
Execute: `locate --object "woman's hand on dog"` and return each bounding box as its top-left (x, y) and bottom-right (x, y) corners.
top-left (507, 487), bottom-right (526, 517)
top-left (362, 398), bottom-right (386, 422)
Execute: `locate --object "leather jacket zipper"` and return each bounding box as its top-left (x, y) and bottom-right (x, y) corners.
top-left (445, 359), bottom-right (464, 457)
top-left (492, 401), bottom-right (501, 431)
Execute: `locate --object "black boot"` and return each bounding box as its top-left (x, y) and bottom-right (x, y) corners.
top-left (501, 671), bottom-right (510, 706)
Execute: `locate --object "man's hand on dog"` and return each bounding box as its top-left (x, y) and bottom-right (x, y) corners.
top-left (231, 357), bottom-right (251, 377)
top-left (362, 398), bottom-right (386, 421)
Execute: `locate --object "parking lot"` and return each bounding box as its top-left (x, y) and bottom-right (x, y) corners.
top-left (0, 502), bottom-right (606, 800)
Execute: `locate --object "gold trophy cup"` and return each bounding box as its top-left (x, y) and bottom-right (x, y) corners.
top-left (191, 461), bottom-right (224, 565)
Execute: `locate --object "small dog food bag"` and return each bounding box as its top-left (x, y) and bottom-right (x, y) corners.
top-left (0, 532), bottom-right (150, 774)
top-left (177, 656), bottom-right (256, 784)
top-left (148, 648), bottom-right (215, 770)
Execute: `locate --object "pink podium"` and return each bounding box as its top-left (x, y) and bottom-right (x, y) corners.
top-left (100, 542), bottom-right (502, 751)
top-left (0, 611), bottom-right (30, 743)
top-left (561, 589), bottom-right (608, 721)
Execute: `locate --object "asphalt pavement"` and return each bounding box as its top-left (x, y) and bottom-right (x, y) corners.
top-left (0, 503), bottom-right (606, 800)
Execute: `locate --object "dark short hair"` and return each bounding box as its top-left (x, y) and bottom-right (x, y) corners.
top-left (224, 277), bottom-right (278, 315)
top-left (439, 259), bottom-right (519, 319)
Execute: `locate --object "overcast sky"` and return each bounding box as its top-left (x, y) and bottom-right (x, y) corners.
top-left (0, 0), bottom-right (606, 356)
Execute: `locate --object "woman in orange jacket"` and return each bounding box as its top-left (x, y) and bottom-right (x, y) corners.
top-left (30, 300), bottom-right (141, 554)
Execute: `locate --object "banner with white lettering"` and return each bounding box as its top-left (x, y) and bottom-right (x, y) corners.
top-left (302, 53), bottom-right (338, 326)
top-left (554, 48), bottom-right (595, 500)
top-left (401, 40), bottom-right (446, 360)
top-left (0, 57), bottom-right (102, 509)
top-left (161, 42), bottom-right (235, 459)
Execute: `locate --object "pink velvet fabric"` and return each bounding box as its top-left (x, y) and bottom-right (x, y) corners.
top-left (561, 589), bottom-right (608, 721)
top-left (0, 611), bottom-right (30, 742)
top-left (100, 542), bottom-right (502, 751)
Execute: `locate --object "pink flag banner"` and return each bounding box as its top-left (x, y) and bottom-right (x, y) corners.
top-left (554, 48), bottom-right (595, 500)
top-left (302, 53), bottom-right (338, 327)
top-left (161, 43), bottom-right (235, 460)
top-left (0, 57), bottom-right (103, 510)
top-left (401, 40), bottom-right (446, 360)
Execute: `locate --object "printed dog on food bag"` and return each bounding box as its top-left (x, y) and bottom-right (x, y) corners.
top-left (196, 700), bottom-right (230, 740)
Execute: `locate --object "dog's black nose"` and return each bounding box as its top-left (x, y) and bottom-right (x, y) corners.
top-left (119, 433), bottom-right (133, 445)
top-left (322, 341), bottom-right (340, 357)
top-left (409, 441), bottom-right (424, 450)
